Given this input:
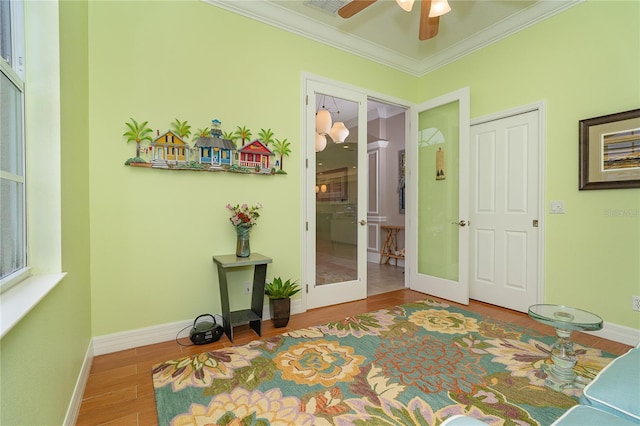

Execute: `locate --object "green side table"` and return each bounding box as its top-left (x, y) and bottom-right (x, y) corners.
top-left (212, 253), bottom-right (272, 342)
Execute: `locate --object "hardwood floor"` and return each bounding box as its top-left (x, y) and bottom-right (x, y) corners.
top-left (76, 289), bottom-right (632, 426)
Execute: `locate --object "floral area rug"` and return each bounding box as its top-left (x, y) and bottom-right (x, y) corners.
top-left (152, 299), bottom-right (615, 425)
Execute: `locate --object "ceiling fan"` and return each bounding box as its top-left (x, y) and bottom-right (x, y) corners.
top-left (337, 0), bottom-right (451, 40)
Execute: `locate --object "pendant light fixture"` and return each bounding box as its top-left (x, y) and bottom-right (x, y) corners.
top-left (315, 95), bottom-right (350, 151)
top-left (315, 133), bottom-right (327, 152)
top-left (316, 109), bottom-right (332, 135)
top-left (328, 96), bottom-right (349, 143)
top-left (315, 95), bottom-right (332, 136)
top-left (329, 121), bottom-right (349, 144)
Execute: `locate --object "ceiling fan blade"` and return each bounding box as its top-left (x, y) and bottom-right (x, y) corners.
top-left (338, 0), bottom-right (377, 19)
top-left (419, 0), bottom-right (440, 40)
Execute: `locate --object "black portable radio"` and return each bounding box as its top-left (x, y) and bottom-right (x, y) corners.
top-left (189, 314), bottom-right (224, 345)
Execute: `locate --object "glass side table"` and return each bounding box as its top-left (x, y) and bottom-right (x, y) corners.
top-left (528, 304), bottom-right (603, 390)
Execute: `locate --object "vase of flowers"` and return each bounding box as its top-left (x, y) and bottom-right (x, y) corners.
top-left (227, 203), bottom-right (262, 257)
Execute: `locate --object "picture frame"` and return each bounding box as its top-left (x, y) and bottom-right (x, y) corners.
top-left (399, 150), bottom-right (405, 213)
top-left (579, 108), bottom-right (640, 190)
top-left (316, 167), bottom-right (349, 202)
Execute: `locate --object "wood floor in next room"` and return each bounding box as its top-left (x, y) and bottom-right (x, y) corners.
top-left (76, 289), bottom-right (632, 426)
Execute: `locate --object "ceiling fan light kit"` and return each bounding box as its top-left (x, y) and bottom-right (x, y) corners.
top-left (428, 0), bottom-right (450, 17)
top-left (338, 0), bottom-right (451, 40)
top-left (395, 0), bottom-right (415, 12)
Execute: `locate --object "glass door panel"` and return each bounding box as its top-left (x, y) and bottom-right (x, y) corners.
top-left (306, 80), bottom-right (367, 309)
top-left (316, 141), bottom-right (358, 285)
top-left (417, 101), bottom-right (460, 281)
top-left (407, 88), bottom-right (470, 304)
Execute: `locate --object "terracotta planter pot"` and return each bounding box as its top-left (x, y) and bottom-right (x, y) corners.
top-left (269, 298), bottom-right (291, 328)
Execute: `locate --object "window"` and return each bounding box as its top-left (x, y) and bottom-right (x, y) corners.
top-left (0, 0), bottom-right (65, 338)
top-left (1, 0), bottom-right (27, 292)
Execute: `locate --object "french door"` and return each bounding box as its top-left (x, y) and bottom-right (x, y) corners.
top-left (305, 79), bottom-right (368, 309)
top-left (407, 88), bottom-right (470, 304)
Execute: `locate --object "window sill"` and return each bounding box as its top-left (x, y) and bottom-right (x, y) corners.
top-left (0, 272), bottom-right (67, 339)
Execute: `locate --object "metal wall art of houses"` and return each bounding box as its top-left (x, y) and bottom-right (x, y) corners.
top-left (124, 119), bottom-right (288, 175)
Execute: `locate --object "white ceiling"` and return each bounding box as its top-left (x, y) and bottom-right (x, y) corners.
top-left (204, 0), bottom-right (581, 76)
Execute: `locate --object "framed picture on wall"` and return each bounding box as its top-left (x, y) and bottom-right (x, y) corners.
top-left (579, 109), bottom-right (640, 190)
top-left (316, 167), bottom-right (349, 202)
top-left (399, 150), bottom-right (405, 213)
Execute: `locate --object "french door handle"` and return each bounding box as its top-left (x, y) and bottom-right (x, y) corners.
top-left (359, 220), bottom-right (367, 226)
top-left (451, 220), bottom-right (469, 227)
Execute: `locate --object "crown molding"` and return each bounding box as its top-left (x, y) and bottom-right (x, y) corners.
top-left (203, 0), bottom-right (424, 75)
top-left (202, 0), bottom-right (582, 77)
top-left (418, 0), bottom-right (583, 74)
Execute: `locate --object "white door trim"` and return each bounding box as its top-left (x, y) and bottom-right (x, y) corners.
top-left (470, 101), bottom-right (546, 307)
top-left (407, 87), bottom-right (471, 304)
top-left (300, 73), bottom-right (412, 311)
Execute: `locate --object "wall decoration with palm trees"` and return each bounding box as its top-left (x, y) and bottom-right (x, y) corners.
top-left (123, 118), bottom-right (291, 175)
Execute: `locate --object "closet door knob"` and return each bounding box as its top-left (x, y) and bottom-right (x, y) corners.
top-left (451, 220), bottom-right (469, 227)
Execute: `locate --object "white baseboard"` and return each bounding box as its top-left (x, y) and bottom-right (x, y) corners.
top-left (93, 319), bottom-right (194, 356)
top-left (585, 321), bottom-right (640, 347)
top-left (92, 300), bottom-right (307, 356)
top-left (63, 341), bottom-right (94, 426)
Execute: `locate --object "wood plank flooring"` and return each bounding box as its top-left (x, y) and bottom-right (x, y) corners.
top-left (76, 289), bottom-right (632, 426)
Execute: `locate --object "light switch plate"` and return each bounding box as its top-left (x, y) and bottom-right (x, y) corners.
top-left (550, 201), bottom-right (565, 214)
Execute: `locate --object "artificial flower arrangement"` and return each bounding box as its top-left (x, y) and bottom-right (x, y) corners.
top-left (227, 203), bottom-right (262, 257)
top-left (227, 203), bottom-right (263, 228)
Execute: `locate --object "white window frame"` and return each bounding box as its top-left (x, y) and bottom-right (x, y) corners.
top-left (0, 0), bottom-right (65, 339)
top-left (1, 0), bottom-right (27, 291)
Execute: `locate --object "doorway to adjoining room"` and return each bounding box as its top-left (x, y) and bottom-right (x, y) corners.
top-left (314, 95), bottom-right (407, 298)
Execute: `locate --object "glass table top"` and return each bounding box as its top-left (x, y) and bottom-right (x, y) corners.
top-left (528, 304), bottom-right (603, 331)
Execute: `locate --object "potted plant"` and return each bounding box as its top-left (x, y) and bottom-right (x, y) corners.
top-left (265, 277), bottom-right (301, 328)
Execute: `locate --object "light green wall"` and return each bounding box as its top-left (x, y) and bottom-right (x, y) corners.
top-left (0, 1), bottom-right (92, 424)
top-left (1, 1), bottom-right (638, 424)
top-left (87, 0), bottom-right (639, 336)
top-left (419, 0), bottom-right (640, 329)
top-left (87, 0), bottom-right (416, 335)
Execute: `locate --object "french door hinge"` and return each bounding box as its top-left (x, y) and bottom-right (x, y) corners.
top-left (306, 221), bottom-right (309, 231)
top-left (306, 284), bottom-right (309, 293)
